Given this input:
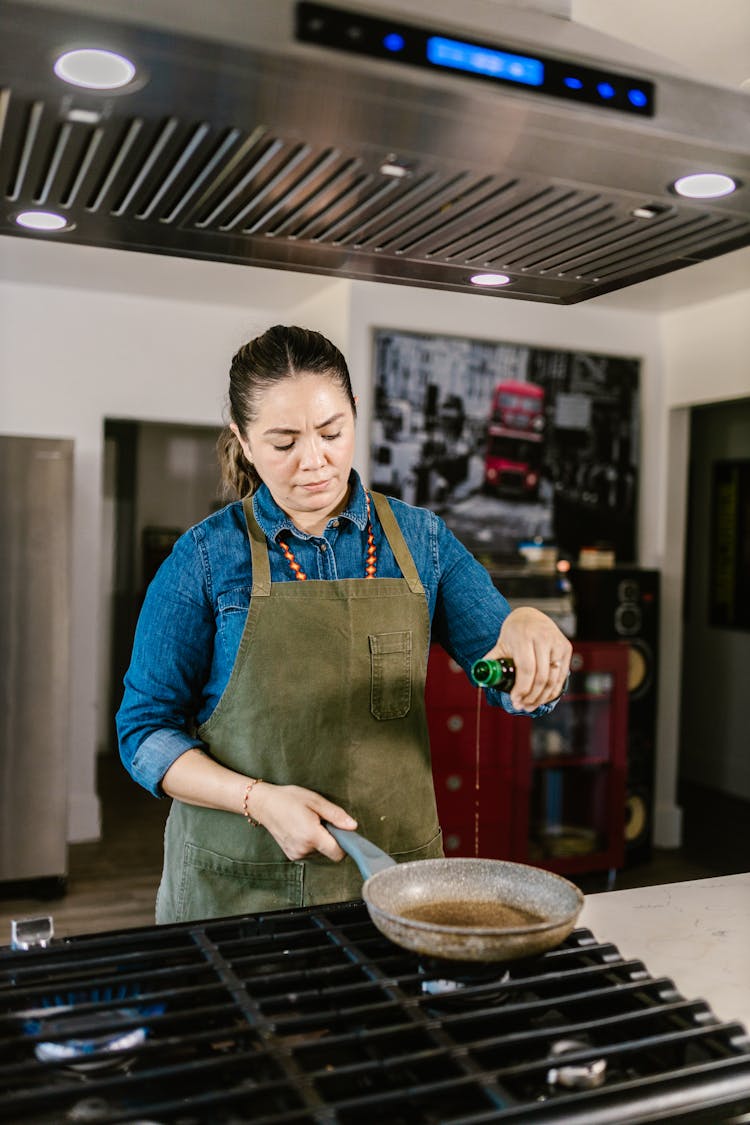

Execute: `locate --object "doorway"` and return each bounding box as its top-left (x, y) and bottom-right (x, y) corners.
top-left (101, 419), bottom-right (223, 755)
top-left (678, 396), bottom-right (750, 870)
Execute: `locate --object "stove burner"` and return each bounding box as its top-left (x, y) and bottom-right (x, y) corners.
top-left (418, 955), bottom-right (513, 1008)
top-left (546, 1037), bottom-right (608, 1090)
top-left (23, 1002), bottom-right (165, 1070)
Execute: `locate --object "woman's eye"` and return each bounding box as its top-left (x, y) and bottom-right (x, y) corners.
top-left (274, 441), bottom-right (295, 452)
top-left (322, 431), bottom-right (342, 442)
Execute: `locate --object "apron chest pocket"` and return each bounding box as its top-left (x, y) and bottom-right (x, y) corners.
top-left (369, 631), bottom-right (412, 720)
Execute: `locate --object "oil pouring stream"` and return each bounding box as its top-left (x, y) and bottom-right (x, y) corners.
top-left (470, 658), bottom-right (516, 856)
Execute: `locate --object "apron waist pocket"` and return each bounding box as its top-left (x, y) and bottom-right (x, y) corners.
top-left (175, 841), bottom-right (304, 922)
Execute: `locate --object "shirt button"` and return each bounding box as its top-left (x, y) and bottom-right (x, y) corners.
top-left (320, 543), bottom-right (327, 552)
top-left (331, 519), bottom-right (339, 527)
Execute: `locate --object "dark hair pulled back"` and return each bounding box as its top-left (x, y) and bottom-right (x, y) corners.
top-left (217, 325), bottom-right (356, 500)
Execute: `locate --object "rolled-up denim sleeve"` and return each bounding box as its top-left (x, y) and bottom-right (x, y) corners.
top-left (115, 530), bottom-right (215, 796)
top-left (430, 514), bottom-right (561, 717)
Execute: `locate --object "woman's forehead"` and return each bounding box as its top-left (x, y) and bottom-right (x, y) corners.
top-left (253, 372), bottom-right (352, 419)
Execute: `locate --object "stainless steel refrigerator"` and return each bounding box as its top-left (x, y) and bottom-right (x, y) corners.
top-left (0, 434), bottom-right (72, 890)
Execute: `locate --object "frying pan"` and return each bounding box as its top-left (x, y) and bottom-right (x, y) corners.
top-left (326, 825), bottom-right (584, 962)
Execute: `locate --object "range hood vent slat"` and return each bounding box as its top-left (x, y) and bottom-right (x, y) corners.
top-left (509, 212), bottom-right (622, 271)
top-left (290, 172), bottom-right (377, 240)
top-left (269, 156), bottom-right (362, 236)
top-left (136, 122), bottom-right (211, 220)
top-left (554, 214), bottom-right (727, 277)
top-left (243, 147), bottom-right (343, 234)
top-left (449, 187), bottom-right (584, 263)
top-left (85, 119), bottom-right (144, 213)
top-left (489, 203), bottom-right (617, 269)
top-left (7, 99), bottom-right (43, 202)
top-left (61, 126), bottom-right (105, 209)
top-left (403, 179), bottom-right (531, 259)
top-left (387, 176), bottom-right (500, 255)
top-left (159, 128), bottom-right (243, 225)
top-left (34, 121), bottom-right (72, 206)
top-left (581, 218), bottom-right (747, 281)
top-left (193, 135), bottom-right (284, 229)
top-left (111, 117), bottom-right (181, 217)
top-left (310, 175), bottom-right (402, 243)
top-left (220, 142), bottom-right (313, 232)
top-left (354, 172), bottom-right (468, 250)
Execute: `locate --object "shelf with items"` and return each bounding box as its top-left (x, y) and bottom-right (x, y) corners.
top-left (514, 641), bottom-right (629, 877)
top-left (425, 647), bottom-right (518, 859)
top-left (425, 640), bottom-right (629, 877)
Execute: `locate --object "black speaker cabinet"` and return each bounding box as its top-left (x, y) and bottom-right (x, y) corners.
top-left (567, 567), bottom-right (660, 867)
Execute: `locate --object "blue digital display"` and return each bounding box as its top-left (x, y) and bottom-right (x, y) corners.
top-left (426, 36), bottom-right (544, 87)
top-left (297, 4), bottom-right (655, 117)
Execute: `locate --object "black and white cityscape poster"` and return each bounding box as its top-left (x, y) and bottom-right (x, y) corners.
top-left (370, 328), bottom-right (641, 564)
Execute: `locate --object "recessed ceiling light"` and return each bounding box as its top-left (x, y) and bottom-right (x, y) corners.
top-left (15, 210), bottom-right (69, 231)
top-left (54, 47), bottom-right (136, 90)
top-left (672, 173), bottom-right (737, 199)
top-left (469, 272), bottom-right (511, 287)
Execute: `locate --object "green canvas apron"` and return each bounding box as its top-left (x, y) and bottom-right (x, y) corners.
top-left (156, 491), bottom-right (443, 923)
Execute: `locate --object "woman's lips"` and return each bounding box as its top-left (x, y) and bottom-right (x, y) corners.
top-left (300, 479), bottom-right (331, 492)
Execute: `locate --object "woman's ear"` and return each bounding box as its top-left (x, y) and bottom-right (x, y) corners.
top-left (229, 421), bottom-right (253, 464)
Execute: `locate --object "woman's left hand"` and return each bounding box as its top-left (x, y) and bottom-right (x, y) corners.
top-left (482, 606), bottom-right (572, 712)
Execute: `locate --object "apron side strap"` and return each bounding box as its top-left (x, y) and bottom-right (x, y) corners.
top-left (243, 496), bottom-right (272, 596)
top-left (370, 491), bottom-right (424, 595)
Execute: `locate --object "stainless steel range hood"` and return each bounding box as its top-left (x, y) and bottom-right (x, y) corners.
top-left (1, 0), bottom-right (748, 303)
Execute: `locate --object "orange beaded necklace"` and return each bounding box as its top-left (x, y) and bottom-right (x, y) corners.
top-left (279, 492), bottom-right (377, 581)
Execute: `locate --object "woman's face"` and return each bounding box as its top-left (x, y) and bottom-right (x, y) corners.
top-left (232, 372), bottom-right (356, 532)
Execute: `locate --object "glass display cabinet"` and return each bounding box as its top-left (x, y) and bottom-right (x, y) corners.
top-left (426, 641), bottom-right (629, 880)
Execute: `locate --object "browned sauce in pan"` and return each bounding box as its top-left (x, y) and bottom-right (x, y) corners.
top-left (400, 900), bottom-right (544, 928)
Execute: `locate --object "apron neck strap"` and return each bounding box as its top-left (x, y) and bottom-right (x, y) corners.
top-left (243, 496), bottom-right (272, 597)
top-left (243, 490), bottom-right (424, 596)
top-left (370, 491), bottom-right (424, 595)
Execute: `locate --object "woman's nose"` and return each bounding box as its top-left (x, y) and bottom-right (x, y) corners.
top-left (299, 438), bottom-right (326, 468)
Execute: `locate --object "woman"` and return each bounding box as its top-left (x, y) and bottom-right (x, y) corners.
top-left (117, 325), bottom-right (571, 923)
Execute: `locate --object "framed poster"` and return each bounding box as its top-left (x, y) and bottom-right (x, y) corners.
top-left (370, 328), bottom-right (640, 563)
top-left (710, 459), bottom-right (750, 629)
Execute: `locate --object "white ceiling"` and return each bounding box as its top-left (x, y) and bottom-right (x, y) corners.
top-left (571, 0), bottom-right (750, 91)
top-left (562, 0), bottom-right (750, 310)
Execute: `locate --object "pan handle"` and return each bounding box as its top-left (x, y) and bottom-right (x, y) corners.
top-left (323, 823), bottom-right (397, 879)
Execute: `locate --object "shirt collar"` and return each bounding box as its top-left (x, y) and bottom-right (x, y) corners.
top-left (251, 469), bottom-right (370, 541)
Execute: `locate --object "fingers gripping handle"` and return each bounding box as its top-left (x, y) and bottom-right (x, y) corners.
top-left (323, 823), bottom-right (397, 879)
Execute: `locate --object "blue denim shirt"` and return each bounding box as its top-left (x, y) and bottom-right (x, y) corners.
top-left (117, 471), bottom-right (556, 796)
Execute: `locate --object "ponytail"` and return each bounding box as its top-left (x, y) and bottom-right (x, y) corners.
top-left (216, 426), bottom-right (261, 500)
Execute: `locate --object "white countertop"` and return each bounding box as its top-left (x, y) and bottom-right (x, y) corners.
top-left (580, 872), bottom-right (750, 1031)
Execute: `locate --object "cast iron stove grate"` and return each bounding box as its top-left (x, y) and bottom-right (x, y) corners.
top-left (1, 901), bottom-right (749, 1123)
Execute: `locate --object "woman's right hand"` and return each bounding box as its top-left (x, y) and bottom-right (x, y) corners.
top-left (248, 782), bottom-right (357, 862)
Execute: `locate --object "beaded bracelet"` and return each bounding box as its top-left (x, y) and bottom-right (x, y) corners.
top-left (242, 777), bottom-right (263, 827)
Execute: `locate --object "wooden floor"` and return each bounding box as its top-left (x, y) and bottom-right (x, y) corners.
top-left (1, 754), bottom-right (748, 945)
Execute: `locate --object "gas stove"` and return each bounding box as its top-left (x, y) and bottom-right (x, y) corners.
top-left (2, 901), bottom-right (750, 1124)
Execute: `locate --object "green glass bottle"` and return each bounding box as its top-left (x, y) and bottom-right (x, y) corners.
top-left (470, 657), bottom-right (516, 690)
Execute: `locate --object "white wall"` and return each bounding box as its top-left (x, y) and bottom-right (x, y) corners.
top-left (2, 235), bottom-right (748, 849)
top-left (0, 239), bottom-right (345, 840)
